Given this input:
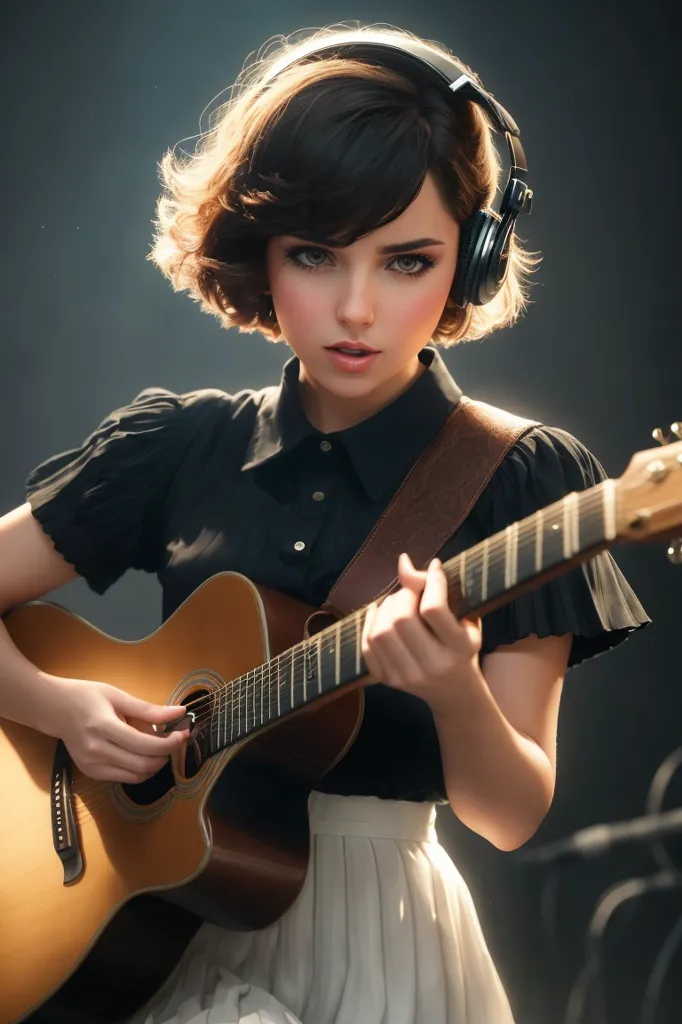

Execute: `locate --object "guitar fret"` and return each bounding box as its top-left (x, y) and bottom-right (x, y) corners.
top-left (302, 642), bottom-right (311, 704)
top-left (260, 669), bottom-right (264, 725)
top-left (243, 675), bottom-right (248, 734)
top-left (460, 550), bottom-right (467, 596)
top-left (317, 637), bottom-right (322, 696)
top-left (562, 494), bottom-right (580, 558)
top-left (516, 520), bottom-right (536, 587)
top-left (252, 670), bottom-right (256, 726)
top-left (216, 694), bottom-right (222, 752)
top-left (335, 621), bottom-right (341, 686)
top-left (603, 480), bottom-right (616, 540)
top-left (543, 506), bottom-right (565, 569)
top-left (289, 656), bottom-right (294, 709)
top-left (244, 673), bottom-right (248, 731)
top-left (229, 687), bottom-right (233, 743)
top-left (562, 497), bottom-right (570, 559)
top-left (355, 612), bottom-right (361, 676)
top-left (504, 525), bottom-right (514, 588)
top-left (481, 538), bottom-right (489, 601)
top-left (570, 492), bottom-right (580, 554)
top-left (511, 522), bottom-right (518, 585)
top-left (319, 626), bottom-right (333, 692)
top-left (467, 545), bottom-right (484, 606)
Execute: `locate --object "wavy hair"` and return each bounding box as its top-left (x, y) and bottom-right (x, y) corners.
top-left (149, 23), bottom-right (540, 345)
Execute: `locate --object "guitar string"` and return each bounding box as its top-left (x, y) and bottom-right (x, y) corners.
top-left (69, 487), bottom-right (607, 808)
top-left (68, 487), bottom-right (607, 808)
top-left (0, 488), bottom-right (616, 841)
top-left (56, 534), bottom-right (612, 824)
top-left (80, 481), bottom-right (605, 761)
top-left (173, 483), bottom-right (605, 732)
top-left (137, 485), bottom-right (604, 738)
top-left (71, 536), bottom-right (606, 823)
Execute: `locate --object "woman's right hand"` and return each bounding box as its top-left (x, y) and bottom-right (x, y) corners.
top-left (48, 678), bottom-right (191, 783)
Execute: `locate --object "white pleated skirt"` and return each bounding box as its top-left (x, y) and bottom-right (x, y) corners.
top-left (127, 792), bottom-right (514, 1024)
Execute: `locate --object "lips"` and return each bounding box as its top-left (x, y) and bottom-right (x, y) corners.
top-left (326, 342), bottom-right (379, 355)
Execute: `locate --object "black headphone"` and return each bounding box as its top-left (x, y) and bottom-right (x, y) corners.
top-left (263, 32), bottom-right (533, 308)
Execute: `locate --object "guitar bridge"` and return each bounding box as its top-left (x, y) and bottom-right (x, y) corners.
top-left (51, 739), bottom-right (84, 884)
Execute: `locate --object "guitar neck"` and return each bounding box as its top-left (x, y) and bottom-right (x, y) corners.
top-left (445, 478), bottom-right (617, 619)
top-left (204, 478), bottom-right (617, 756)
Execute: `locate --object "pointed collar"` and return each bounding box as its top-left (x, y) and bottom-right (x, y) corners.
top-left (242, 346), bottom-right (462, 501)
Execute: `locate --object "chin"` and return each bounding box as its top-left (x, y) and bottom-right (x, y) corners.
top-left (327, 369), bottom-right (388, 390)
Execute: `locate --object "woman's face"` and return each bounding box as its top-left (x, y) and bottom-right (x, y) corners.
top-left (265, 171), bottom-right (460, 429)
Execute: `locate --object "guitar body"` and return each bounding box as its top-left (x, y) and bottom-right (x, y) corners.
top-left (1, 572), bottom-right (363, 1024)
top-left (6, 424), bottom-right (679, 1024)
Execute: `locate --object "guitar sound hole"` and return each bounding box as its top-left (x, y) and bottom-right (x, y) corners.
top-left (121, 762), bottom-right (174, 806)
top-left (121, 689), bottom-right (212, 805)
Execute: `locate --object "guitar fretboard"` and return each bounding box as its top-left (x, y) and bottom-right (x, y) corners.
top-left (200, 479), bottom-right (616, 756)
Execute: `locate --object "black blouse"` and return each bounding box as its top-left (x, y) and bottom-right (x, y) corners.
top-left (25, 347), bottom-right (650, 802)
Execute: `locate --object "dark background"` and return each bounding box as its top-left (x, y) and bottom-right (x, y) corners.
top-left (1, 1), bottom-right (681, 1022)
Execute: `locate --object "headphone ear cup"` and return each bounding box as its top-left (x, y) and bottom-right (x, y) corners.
top-left (476, 213), bottom-right (515, 305)
top-left (468, 214), bottom-right (502, 306)
top-left (452, 211), bottom-right (493, 307)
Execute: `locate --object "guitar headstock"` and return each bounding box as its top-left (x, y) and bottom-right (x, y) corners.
top-left (617, 423), bottom-right (682, 562)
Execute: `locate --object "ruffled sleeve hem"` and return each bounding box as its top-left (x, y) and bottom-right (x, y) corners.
top-left (26, 387), bottom-right (187, 594)
top-left (480, 550), bottom-right (650, 667)
top-left (476, 426), bottom-right (651, 668)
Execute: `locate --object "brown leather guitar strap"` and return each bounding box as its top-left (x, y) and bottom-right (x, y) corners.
top-left (320, 397), bottom-right (538, 618)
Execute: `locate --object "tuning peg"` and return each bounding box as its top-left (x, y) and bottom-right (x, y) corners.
top-left (667, 538), bottom-right (682, 565)
top-left (653, 425), bottom-right (682, 445)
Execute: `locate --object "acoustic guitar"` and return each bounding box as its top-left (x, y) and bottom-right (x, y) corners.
top-left (2, 428), bottom-right (682, 1024)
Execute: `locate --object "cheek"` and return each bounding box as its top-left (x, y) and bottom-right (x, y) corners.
top-left (394, 279), bottom-right (452, 333)
top-left (269, 268), bottom-right (329, 332)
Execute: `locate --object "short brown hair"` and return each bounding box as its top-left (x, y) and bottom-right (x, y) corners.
top-left (149, 24), bottom-right (539, 345)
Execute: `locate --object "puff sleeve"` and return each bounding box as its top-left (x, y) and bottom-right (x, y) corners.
top-left (476, 426), bottom-right (651, 668)
top-left (25, 387), bottom-right (187, 595)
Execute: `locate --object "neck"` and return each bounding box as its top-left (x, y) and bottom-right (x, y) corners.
top-left (298, 355), bottom-right (424, 433)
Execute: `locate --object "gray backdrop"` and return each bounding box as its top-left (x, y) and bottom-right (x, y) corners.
top-left (1, 1), bottom-right (680, 1021)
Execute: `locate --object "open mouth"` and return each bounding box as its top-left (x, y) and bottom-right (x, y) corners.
top-left (327, 345), bottom-right (379, 358)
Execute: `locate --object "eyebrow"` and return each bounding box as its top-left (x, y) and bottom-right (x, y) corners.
top-left (287, 235), bottom-right (445, 254)
top-left (378, 237), bottom-right (445, 254)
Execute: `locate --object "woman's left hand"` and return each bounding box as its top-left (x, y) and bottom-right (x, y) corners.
top-left (361, 552), bottom-right (483, 712)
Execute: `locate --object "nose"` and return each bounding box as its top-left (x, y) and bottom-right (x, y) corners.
top-left (335, 272), bottom-right (375, 330)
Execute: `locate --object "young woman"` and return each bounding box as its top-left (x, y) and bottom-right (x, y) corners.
top-left (0, 24), bottom-right (649, 1024)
